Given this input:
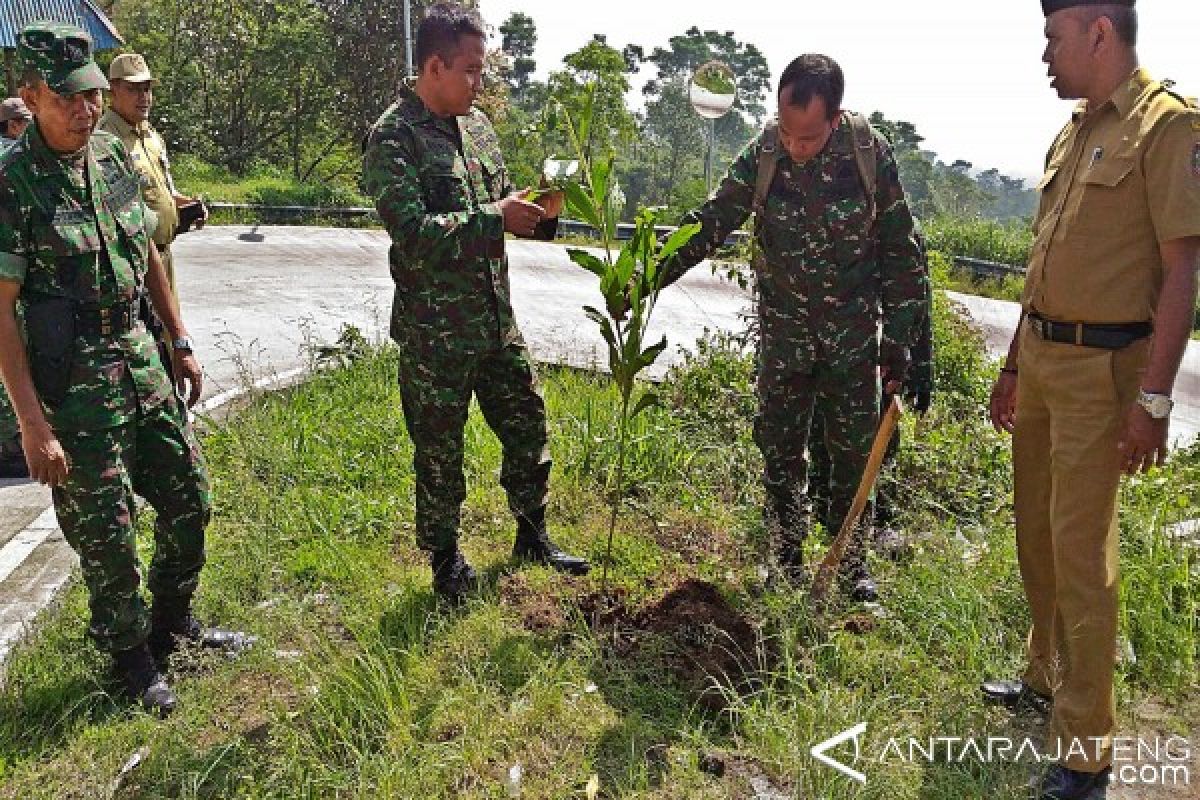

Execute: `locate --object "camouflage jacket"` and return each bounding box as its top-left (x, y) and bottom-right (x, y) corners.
top-left (0, 123), bottom-right (172, 432)
top-left (665, 114), bottom-right (928, 371)
top-left (363, 83), bottom-right (528, 355)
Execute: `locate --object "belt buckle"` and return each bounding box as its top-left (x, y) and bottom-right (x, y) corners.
top-left (99, 306), bottom-right (112, 336)
top-left (1030, 317), bottom-right (1045, 339)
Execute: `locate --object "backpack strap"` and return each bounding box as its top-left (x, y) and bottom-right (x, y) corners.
top-left (845, 111), bottom-right (878, 221)
top-left (753, 118), bottom-right (782, 220)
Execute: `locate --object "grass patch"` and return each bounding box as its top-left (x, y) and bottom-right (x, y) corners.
top-left (1, 299), bottom-right (1194, 798)
top-left (924, 216), bottom-right (1033, 268)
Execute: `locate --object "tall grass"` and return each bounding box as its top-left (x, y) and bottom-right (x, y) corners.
top-left (0, 299), bottom-right (1193, 798)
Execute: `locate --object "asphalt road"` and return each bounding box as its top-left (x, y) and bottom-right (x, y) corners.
top-left (1, 225), bottom-right (1197, 664)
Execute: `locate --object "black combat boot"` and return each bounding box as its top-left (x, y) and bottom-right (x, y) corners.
top-left (768, 498), bottom-right (809, 586)
top-left (431, 547), bottom-right (478, 604)
top-left (873, 489), bottom-right (914, 562)
top-left (148, 596), bottom-right (257, 664)
top-left (512, 508), bottom-right (590, 575)
top-left (113, 643), bottom-right (177, 718)
top-left (776, 536), bottom-right (807, 585)
top-left (0, 435), bottom-right (28, 479)
top-left (980, 679), bottom-right (1053, 714)
top-left (838, 540), bottom-right (879, 603)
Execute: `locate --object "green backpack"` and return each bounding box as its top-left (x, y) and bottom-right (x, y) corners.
top-left (751, 111), bottom-right (879, 225)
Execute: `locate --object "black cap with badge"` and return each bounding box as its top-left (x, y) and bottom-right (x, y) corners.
top-left (1042, 0), bottom-right (1134, 14)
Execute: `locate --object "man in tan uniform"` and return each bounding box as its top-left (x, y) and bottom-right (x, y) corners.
top-left (984, 2), bottom-right (1200, 798)
top-left (97, 53), bottom-right (206, 293)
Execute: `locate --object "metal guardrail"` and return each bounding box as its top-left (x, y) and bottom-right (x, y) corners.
top-left (208, 203), bottom-right (1024, 277)
top-left (210, 202), bottom-right (377, 218)
top-left (952, 256), bottom-right (1025, 277)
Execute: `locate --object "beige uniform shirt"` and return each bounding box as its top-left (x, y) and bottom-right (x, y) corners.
top-left (1024, 68), bottom-right (1200, 324)
top-left (97, 109), bottom-right (179, 248)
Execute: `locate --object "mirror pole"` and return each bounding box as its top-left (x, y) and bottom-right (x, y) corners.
top-left (706, 117), bottom-right (716, 194)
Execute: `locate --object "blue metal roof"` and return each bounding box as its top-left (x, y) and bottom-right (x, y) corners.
top-left (0, 0), bottom-right (124, 50)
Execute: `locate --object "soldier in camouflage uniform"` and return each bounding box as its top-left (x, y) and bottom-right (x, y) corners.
top-left (661, 55), bottom-right (928, 601)
top-left (811, 226), bottom-right (934, 556)
top-left (0, 97), bottom-right (32, 477)
top-left (362, 2), bottom-right (589, 603)
top-left (0, 23), bottom-right (249, 717)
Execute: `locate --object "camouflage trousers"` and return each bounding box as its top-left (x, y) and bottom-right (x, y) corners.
top-left (53, 399), bottom-right (211, 654)
top-left (397, 339), bottom-right (551, 552)
top-left (754, 355), bottom-right (880, 546)
top-left (810, 389), bottom-right (900, 529)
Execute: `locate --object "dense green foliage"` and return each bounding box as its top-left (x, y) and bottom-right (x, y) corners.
top-left (104, 1), bottom-right (1036, 223)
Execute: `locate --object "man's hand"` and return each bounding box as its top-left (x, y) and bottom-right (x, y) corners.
top-left (905, 381), bottom-right (933, 414)
top-left (498, 192), bottom-right (546, 238)
top-left (193, 198), bottom-right (209, 230)
top-left (879, 341), bottom-right (911, 394)
top-left (22, 423), bottom-right (68, 487)
top-left (1117, 404), bottom-right (1169, 475)
top-left (989, 372), bottom-right (1018, 434)
top-left (173, 349), bottom-right (204, 408)
top-left (531, 186), bottom-right (564, 219)
top-left (175, 195), bottom-right (209, 230)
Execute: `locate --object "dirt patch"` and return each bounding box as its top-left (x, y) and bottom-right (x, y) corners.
top-left (504, 574), bottom-right (766, 711)
top-left (498, 572), bottom-right (575, 632)
top-left (605, 579), bottom-right (765, 712)
top-left (698, 750), bottom-right (793, 799)
top-left (577, 585), bottom-right (636, 630)
top-left (841, 612), bottom-right (878, 635)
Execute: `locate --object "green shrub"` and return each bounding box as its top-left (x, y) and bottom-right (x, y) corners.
top-left (925, 216), bottom-right (1033, 266)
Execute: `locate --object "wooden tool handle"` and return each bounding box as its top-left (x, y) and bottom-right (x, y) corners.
top-left (811, 394), bottom-right (904, 603)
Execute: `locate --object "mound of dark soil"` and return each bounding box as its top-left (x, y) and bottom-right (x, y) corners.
top-left (633, 579), bottom-right (762, 711)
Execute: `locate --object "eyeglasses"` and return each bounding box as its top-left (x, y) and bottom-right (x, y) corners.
top-left (20, 29), bottom-right (92, 66)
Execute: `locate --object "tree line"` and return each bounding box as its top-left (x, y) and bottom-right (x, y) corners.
top-left (102, 0), bottom-right (1035, 222)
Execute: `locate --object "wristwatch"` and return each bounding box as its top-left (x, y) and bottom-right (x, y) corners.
top-left (1136, 390), bottom-right (1173, 419)
top-left (171, 336), bottom-right (194, 353)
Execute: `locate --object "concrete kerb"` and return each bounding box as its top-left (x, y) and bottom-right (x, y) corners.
top-left (0, 364), bottom-right (312, 673)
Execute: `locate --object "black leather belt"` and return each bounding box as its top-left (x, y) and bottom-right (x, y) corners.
top-left (1027, 313), bottom-right (1151, 350)
top-left (76, 300), bottom-right (141, 336)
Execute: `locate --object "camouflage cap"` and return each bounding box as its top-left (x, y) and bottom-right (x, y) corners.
top-left (0, 98), bottom-right (32, 123)
top-left (18, 22), bottom-right (109, 95)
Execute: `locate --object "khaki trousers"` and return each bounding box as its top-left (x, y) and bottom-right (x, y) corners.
top-left (1013, 321), bottom-right (1149, 772)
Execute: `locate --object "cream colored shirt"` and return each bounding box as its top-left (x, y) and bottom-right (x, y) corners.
top-left (1024, 68), bottom-right (1200, 324)
top-left (98, 109), bottom-right (180, 248)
